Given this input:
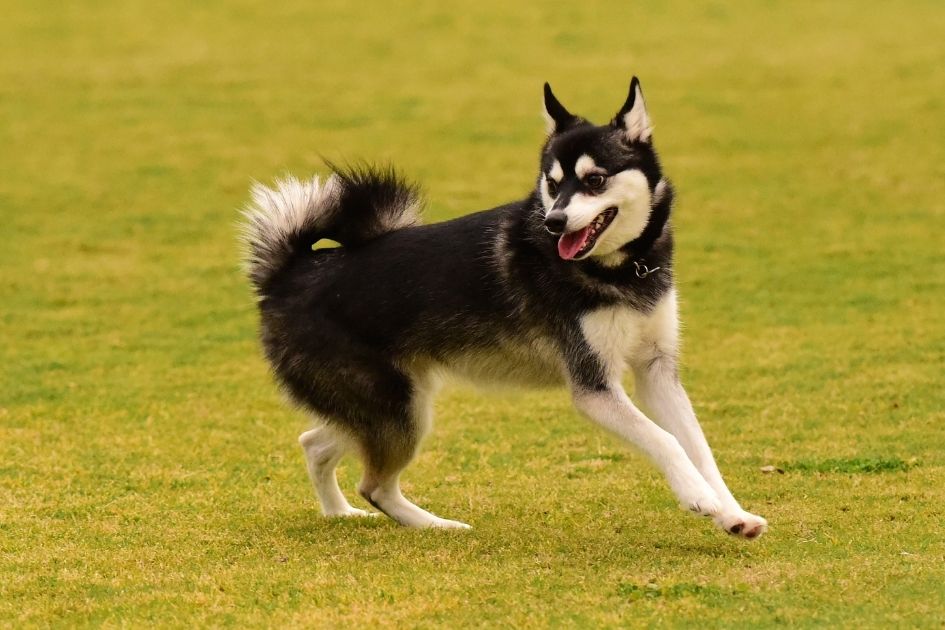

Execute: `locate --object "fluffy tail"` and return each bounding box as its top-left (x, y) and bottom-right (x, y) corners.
top-left (240, 164), bottom-right (422, 296)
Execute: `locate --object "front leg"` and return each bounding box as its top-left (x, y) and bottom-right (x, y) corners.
top-left (632, 356), bottom-right (767, 539)
top-left (572, 385), bottom-right (724, 519)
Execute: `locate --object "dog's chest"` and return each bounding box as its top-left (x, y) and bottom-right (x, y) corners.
top-left (580, 294), bottom-right (678, 376)
top-left (580, 306), bottom-right (648, 371)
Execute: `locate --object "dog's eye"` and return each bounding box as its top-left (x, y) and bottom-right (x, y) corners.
top-left (585, 174), bottom-right (606, 190)
top-left (546, 178), bottom-right (559, 197)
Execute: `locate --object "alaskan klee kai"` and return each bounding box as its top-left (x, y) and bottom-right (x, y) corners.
top-left (242, 78), bottom-right (767, 539)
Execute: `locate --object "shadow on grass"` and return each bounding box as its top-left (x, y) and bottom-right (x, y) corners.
top-left (254, 506), bottom-right (759, 570)
top-left (271, 507), bottom-right (393, 542)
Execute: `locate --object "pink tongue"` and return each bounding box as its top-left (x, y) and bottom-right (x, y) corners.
top-left (557, 226), bottom-right (591, 260)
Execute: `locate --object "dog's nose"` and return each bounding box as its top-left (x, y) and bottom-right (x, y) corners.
top-left (544, 211), bottom-right (568, 235)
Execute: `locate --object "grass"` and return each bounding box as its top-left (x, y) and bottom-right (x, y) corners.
top-left (2, 0), bottom-right (945, 626)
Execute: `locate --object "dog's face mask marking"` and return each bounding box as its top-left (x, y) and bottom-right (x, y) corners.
top-left (539, 78), bottom-right (663, 263)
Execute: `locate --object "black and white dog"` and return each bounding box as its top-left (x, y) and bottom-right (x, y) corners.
top-left (242, 78), bottom-right (767, 538)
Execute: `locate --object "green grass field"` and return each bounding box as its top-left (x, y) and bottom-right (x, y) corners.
top-left (3, 1), bottom-right (945, 626)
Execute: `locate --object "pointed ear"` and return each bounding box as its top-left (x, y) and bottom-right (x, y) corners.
top-left (612, 76), bottom-right (652, 143)
top-left (543, 83), bottom-right (578, 135)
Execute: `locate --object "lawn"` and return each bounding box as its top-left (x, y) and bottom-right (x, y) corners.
top-left (2, 1), bottom-right (944, 627)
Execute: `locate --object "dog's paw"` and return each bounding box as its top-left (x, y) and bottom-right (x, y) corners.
top-left (672, 474), bottom-right (722, 517)
top-left (715, 510), bottom-right (768, 539)
top-left (683, 494), bottom-right (722, 517)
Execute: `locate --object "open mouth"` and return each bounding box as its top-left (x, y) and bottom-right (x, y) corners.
top-left (557, 207), bottom-right (618, 260)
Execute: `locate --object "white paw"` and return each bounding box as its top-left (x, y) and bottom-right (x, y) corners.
top-left (427, 517), bottom-right (472, 530)
top-left (683, 494), bottom-right (722, 517)
top-left (674, 481), bottom-right (722, 516)
top-left (715, 509), bottom-right (768, 539)
top-left (671, 471), bottom-right (722, 517)
top-left (325, 507), bottom-right (377, 518)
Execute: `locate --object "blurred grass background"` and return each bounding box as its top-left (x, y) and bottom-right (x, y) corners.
top-left (1, 1), bottom-right (944, 626)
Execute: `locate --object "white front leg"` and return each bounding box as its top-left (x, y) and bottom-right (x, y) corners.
top-left (572, 386), bottom-right (723, 518)
top-left (633, 358), bottom-right (767, 538)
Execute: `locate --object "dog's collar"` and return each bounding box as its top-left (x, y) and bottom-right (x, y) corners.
top-left (632, 259), bottom-right (661, 278)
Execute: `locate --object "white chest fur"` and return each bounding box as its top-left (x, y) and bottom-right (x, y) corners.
top-left (580, 289), bottom-right (680, 381)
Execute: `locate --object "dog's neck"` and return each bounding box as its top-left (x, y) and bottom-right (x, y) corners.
top-left (590, 178), bottom-right (673, 273)
top-left (623, 178), bottom-right (674, 263)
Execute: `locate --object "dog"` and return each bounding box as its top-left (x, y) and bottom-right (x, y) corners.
top-left (241, 77), bottom-right (767, 538)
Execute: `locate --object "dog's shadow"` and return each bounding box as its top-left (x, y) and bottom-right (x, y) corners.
top-left (275, 507), bottom-right (390, 539)
top-left (265, 507), bottom-right (753, 562)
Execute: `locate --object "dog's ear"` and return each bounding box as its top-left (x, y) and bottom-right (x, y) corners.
top-left (543, 83), bottom-right (578, 135)
top-left (612, 76), bottom-right (652, 143)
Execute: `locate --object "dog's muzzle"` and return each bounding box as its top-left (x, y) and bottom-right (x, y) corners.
top-left (544, 211), bottom-right (567, 235)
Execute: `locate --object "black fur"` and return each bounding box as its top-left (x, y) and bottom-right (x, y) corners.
top-left (612, 76), bottom-right (644, 127)
top-left (543, 83), bottom-right (586, 133)
top-left (320, 162), bottom-right (423, 246)
top-left (243, 164), bottom-right (421, 296)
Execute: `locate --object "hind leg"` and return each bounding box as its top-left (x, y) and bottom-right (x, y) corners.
top-left (356, 380), bottom-right (470, 530)
top-left (299, 425), bottom-right (372, 517)
top-left (359, 468), bottom-right (469, 529)
top-left (358, 460), bottom-right (470, 529)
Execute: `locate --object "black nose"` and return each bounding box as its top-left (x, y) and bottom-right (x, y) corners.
top-left (544, 211), bottom-right (567, 234)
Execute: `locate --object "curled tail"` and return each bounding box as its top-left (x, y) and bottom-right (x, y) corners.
top-left (240, 164), bottom-right (422, 296)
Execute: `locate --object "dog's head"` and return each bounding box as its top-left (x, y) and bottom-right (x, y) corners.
top-left (538, 78), bottom-right (667, 263)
